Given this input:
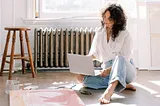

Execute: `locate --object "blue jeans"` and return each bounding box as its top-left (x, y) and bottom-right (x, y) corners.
top-left (82, 55), bottom-right (137, 92)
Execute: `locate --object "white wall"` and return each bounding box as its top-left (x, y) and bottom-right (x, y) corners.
top-left (127, 19), bottom-right (138, 67)
top-left (0, 0), bottom-right (157, 70)
top-left (1, 0), bottom-right (25, 69)
top-left (1, 0), bottom-right (14, 55)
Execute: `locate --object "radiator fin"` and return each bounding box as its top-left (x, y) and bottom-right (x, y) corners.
top-left (34, 28), bottom-right (101, 69)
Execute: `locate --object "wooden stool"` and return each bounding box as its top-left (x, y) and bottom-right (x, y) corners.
top-left (0, 27), bottom-right (36, 80)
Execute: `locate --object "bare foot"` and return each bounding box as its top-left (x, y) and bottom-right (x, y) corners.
top-left (126, 84), bottom-right (136, 91)
top-left (99, 91), bottom-right (113, 104)
top-left (77, 74), bottom-right (85, 83)
top-left (99, 81), bottom-right (118, 104)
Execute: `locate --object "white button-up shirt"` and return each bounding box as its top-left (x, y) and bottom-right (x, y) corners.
top-left (89, 27), bottom-right (133, 63)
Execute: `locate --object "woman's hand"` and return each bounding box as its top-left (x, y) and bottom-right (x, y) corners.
top-left (86, 54), bottom-right (96, 60)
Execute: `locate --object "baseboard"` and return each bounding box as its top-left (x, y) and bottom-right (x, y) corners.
top-left (2, 67), bottom-right (20, 73)
top-left (148, 67), bottom-right (160, 70)
top-left (2, 70), bottom-right (15, 73)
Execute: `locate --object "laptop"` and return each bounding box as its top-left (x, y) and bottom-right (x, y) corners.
top-left (67, 53), bottom-right (100, 76)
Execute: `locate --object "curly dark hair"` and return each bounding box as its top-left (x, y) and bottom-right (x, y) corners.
top-left (101, 4), bottom-right (127, 41)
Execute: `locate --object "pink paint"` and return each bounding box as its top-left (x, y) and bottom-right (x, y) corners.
top-left (10, 89), bottom-right (85, 106)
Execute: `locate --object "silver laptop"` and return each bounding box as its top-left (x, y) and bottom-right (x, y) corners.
top-left (67, 54), bottom-right (99, 76)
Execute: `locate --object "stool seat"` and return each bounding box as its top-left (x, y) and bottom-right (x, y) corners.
top-left (0, 27), bottom-right (36, 80)
top-left (5, 27), bottom-right (30, 31)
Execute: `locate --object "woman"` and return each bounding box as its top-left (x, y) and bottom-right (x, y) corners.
top-left (77, 4), bottom-right (137, 104)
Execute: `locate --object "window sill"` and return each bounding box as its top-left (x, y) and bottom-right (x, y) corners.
top-left (22, 17), bottom-right (101, 25)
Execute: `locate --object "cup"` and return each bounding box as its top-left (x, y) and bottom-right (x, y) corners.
top-left (12, 80), bottom-right (20, 90)
top-left (5, 79), bottom-right (20, 94)
top-left (5, 80), bottom-right (14, 94)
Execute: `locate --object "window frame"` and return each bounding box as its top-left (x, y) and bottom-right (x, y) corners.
top-left (26, 0), bottom-right (36, 19)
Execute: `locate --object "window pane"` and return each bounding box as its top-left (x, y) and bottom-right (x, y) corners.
top-left (42, 0), bottom-right (103, 13)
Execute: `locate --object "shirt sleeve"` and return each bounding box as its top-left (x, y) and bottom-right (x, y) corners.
top-left (89, 31), bottom-right (100, 60)
top-left (119, 32), bottom-right (133, 60)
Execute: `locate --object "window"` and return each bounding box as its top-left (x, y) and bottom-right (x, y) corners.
top-left (35, 0), bottom-right (140, 19)
top-left (36, 0), bottom-right (118, 18)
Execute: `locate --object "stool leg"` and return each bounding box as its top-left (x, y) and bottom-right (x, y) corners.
top-left (19, 31), bottom-right (26, 74)
top-left (0, 31), bottom-right (11, 76)
top-left (8, 31), bottom-right (16, 80)
top-left (25, 31), bottom-right (35, 78)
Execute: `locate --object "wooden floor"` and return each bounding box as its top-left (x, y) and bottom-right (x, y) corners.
top-left (0, 70), bottom-right (160, 106)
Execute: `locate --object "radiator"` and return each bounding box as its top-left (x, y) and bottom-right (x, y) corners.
top-left (34, 28), bottom-right (101, 70)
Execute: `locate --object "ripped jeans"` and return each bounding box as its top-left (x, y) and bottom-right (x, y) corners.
top-left (82, 55), bottom-right (137, 92)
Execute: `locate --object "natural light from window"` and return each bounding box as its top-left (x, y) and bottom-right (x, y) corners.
top-left (149, 81), bottom-right (160, 86)
top-left (42, 0), bottom-right (104, 13)
top-left (37, 0), bottom-right (118, 18)
top-left (133, 82), bottom-right (158, 94)
top-left (35, 0), bottom-right (160, 19)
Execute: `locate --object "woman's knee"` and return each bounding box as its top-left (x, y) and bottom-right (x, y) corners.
top-left (114, 55), bottom-right (126, 66)
top-left (115, 55), bottom-right (125, 61)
